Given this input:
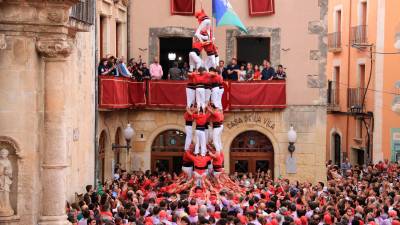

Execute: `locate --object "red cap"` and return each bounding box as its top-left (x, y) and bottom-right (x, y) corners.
top-left (295, 219), bottom-right (302, 225)
top-left (195, 10), bottom-right (208, 22)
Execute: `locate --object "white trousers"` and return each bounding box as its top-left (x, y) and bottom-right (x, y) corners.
top-left (182, 166), bottom-right (193, 179)
top-left (189, 52), bottom-right (202, 71)
top-left (218, 88), bottom-right (224, 110)
top-left (205, 88), bottom-right (211, 104)
top-left (213, 125), bottom-right (223, 152)
top-left (205, 55), bottom-right (216, 70)
top-left (211, 87), bottom-right (220, 108)
top-left (195, 129), bottom-right (207, 156)
top-left (186, 87), bottom-right (196, 108)
top-left (215, 56), bottom-right (220, 66)
top-left (184, 125), bottom-right (193, 151)
top-left (196, 88), bottom-right (206, 110)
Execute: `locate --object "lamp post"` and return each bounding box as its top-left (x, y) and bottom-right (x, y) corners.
top-left (287, 125), bottom-right (297, 157)
top-left (112, 123), bottom-right (135, 151)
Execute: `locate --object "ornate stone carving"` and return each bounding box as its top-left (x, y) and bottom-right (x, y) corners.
top-left (47, 12), bottom-right (65, 24)
top-left (0, 149), bottom-right (13, 217)
top-left (36, 39), bottom-right (73, 58)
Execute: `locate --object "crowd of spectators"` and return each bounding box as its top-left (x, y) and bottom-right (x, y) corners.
top-left (67, 160), bottom-right (400, 225)
top-left (97, 55), bottom-right (286, 82)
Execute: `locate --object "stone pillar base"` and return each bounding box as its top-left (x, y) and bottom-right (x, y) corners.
top-left (0, 215), bottom-right (20, 225)
top-left (38, 215), bottom-right (69, 225)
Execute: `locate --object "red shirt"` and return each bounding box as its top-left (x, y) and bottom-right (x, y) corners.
top-left (184, 112), bottom-right (193, 122)
top-left (209, 74), bottom-right (223, 84)
top-left (193, 73), bottom-right (210, 85)
top-left (187, 153), bottom-right (212, 174)
top-left (211, 111), bottom-right (224, 123)
top-left (183, 151), bottom-right (192, 163)
top-left (212, 152), bottom-right (224, 167)
top-left (192, 41), bottom-right (203, 52)
top-left (193, 113), bottom-right (210, 126)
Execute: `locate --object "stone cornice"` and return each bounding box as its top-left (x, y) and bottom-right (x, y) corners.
top-left (36, 38), bottom-right (73, 58)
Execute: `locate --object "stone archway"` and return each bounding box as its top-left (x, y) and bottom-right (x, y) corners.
top-left (150, 129), bottom-right (186, 174)
top-left (229, 131), bottom-right (274, 177)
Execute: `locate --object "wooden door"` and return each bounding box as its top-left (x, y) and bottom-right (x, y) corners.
top-left (230, 131), bottom-right (274, 176)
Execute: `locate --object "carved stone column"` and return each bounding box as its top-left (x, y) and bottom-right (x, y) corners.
top-left (36, 38), bottom-right (73, 225)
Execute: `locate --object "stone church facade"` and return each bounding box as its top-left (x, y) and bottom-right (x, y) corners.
top-left (0, 0), bottom-right (327, 224)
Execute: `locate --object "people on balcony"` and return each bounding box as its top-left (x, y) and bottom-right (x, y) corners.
top-left (226, 58), bottom-right (240, 80)
top-left (253, 64), bottom-right (261, 80)
top-left (168, 62), bottom-right (183, 80)
top-left (261, 59), bottom-right (275, 81)
top-left (274, 64), bottom-right (287, 80)
top-left (149, 57), bottom-right (163, 80)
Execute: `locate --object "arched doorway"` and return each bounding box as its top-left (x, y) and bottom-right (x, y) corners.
top-left (230, 131), bottom-right (274, 176)
top-left (99, 130), bottom-right (107, 182)
top-left (151, 130), bottom-right (186, 174)
top-left (333, 133), bottom-right (341, 165)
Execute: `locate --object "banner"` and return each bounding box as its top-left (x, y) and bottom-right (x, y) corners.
top-left (99, 76), bottom-right (131, 109)
top-left (249, 0), bottom-right (275, 16)
top-left (171, 0), bottom-right (195, 16)
top-left (229, 81), bottom-right (286, 109)
top-left (148, 80), bottom-right (187, 108)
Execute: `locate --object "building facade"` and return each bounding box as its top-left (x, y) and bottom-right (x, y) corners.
top-left (326, 0), bottom-right (400, 166)
top-left (98, 0), bottom-right (328, 183)
top-left (0, 0), bottom-right (95, 224)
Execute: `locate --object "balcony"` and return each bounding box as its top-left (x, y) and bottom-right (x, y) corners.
top-left (328, 32), bottom-right (342, 52)
top-left (348, 88), bottom-right (366, 113)
top-left (351, 25), bottom-right (368, 45)
top-left (327, 80), bottom-right (340, 112)
top-left (98, 76), bottom-right (286, 111)
top-left (68, 0), bottom-right (95, 31)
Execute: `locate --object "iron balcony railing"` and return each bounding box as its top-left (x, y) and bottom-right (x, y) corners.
top-left (328, 32), bottom-right (342, 51)
top-left (327, 80), bottom-right (340, 111)
top-left (69, 0), bottom-right (95, 25)
top-left (351, 25), bottom-right (368, 45)
top-left (348, 88), bottom-right (366, 113)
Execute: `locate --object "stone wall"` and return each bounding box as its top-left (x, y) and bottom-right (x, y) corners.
top-left (99, 106), bottom-right (327, 183)
top-left (0, 1), bottom-right (96, 224)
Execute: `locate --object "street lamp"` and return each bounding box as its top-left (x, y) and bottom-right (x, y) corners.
top-left (287, 125), bottom-right (297, 157)
top-left (112, 123), bottom-right (135, 151)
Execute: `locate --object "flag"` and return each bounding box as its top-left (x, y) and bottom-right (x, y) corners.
top-left (212, 0), bottom-right (247, 32)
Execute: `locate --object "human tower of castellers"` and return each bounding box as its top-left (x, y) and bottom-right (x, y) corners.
top-left (163, 10), bottom-right (245, 199)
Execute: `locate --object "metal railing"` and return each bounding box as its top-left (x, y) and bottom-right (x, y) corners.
top-left (348, 88), bottom-right (366, 113)
top-left (328, 32), bottom-right (342, 50)
top-left (351, 25), bottom-right (368, 45)
top-left (70, 0), bottom-right (95, 25)
top-left (327, 80), bottom-right (340, 110)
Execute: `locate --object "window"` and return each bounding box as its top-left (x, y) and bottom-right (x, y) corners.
top-left (236, 37), bottom-right (270, 65)
top-left (360, 1), bottom-right (367, 25)
top-left (335, 9), bottom-right (342, 33)
top-left (116, 21), bottom-right (122, 57)
top-left (333, 66), bottom-right (340, 104)
top-left (100, 16), bottom-right (106, 58)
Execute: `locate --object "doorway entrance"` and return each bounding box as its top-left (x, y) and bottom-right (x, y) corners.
top-left (333, 133), bottom-right (341, 165)
top-left (237, 37), bottom-right (270, 66)
top-left (230, 131), bottom-right (274, 176)
top-left (151, 130), bottom-right (186, 174)
top-left (159, 37), bottom-right (192, 79)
